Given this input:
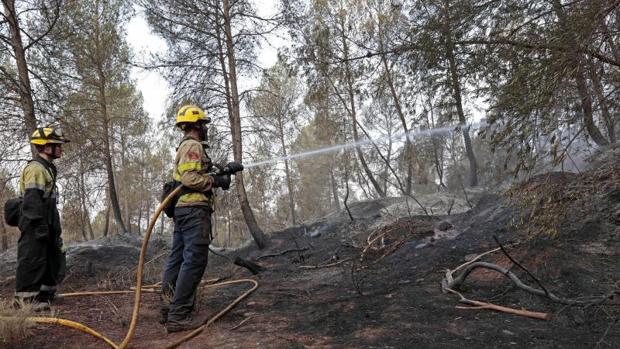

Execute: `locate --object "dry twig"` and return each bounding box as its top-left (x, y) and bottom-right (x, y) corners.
top-left (299, 258), bottom-right (352, 269)
top-left (256, 247), bottom-right (309, 260)
top-left (229, 315), bottom-right (255, 330)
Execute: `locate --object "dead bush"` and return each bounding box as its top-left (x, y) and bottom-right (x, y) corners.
top-left (0, 299), bottom-right (34, 347)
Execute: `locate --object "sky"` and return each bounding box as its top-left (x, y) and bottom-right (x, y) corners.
top-left (125, 2), bottom-right (281, 123)
top-left (126, 12), bottom-right (169, 121)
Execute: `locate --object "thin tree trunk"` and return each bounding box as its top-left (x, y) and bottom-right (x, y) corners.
top-left (574, 68), bottom-right (609, 146)
top-left (551, 0), bottom-right (609, 146)
top-left (0, 207), bottom-right (8, 250)
top-left (383, 134), bottom-right (393, 194)
top-left (0, 179), bottom-right (9, 250)
top-left (588, 63), bottom-right (616, 143)
top-left (227, 209), bottom-right (231, 247)
top-left (442, 0), bottom-right (478, 187)
top-left (338, 18), bottom-right (385, 198)
top-left (146, 200), bottom-right (151, 234)
top-left (427, 96), bottom-right (446, 189)
top-left (78, 157), bottom-right (94, 239)
top-left (221, 0), bottom-right (268, 248)
top-left (2, 0), bottom-right (37, 134)
top-left (343, 154), bottom-right (354, 222)
top-left (284, 159), bottom-right (297, 225)
top-left (159, 214), bottom-right (164, 236)
top-left (329, 165), bottom-right (340, 210)
top-left (103, 200), bottom-right (110, 237)
top-left (379, 33), bottom-right (413, 194)
top-left (137, 206), bottom-right (142, 235)
top-left (277, 114), bottom-right (297, 225)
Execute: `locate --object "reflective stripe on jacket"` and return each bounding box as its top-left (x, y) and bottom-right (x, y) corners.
top-left (19, 160), bottom-right (56, 198)
top-left (17, 156), bottom-right (61, 239)
top-left (173, 137), bottom-right (215, 208)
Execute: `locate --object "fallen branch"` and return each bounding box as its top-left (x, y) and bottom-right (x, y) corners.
top-left (446, 288), bottom-right (552, 321)
top-left (595, 316), bottom-right (618, 348)
top-left (442, 261), bottom-right (618, 305)
top-left (299, 258), bottom-right (352, 269)
top-left (451, 247), bottom-right (502, 274)
top-left (256, 247), bottom-right (309, 260)
top-left (493, 236), bottom-right (550, 297)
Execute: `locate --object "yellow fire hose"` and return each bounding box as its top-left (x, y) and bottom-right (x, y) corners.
top-left (3, 186), bottom-right (259, 348)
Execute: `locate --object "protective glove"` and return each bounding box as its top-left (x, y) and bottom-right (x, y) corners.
top-left (212, 174), bottom-right (231, 190)
top-left (223, 161), bottom-right (244, 175)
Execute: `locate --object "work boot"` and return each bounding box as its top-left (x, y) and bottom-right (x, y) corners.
top-left (13, 297), bottom-right (50, 312)
top-left (37, 287), bottom-right (63, 304)
top-left (165, 315), bottom-right (203, 333)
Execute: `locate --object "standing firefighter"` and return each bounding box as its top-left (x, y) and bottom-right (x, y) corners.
top-left (15, 127), bottom-right (69, 311)
top-left (160, 105), bottom-right (238, 333)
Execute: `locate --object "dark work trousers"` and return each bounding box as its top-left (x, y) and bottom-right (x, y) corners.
top-left (161, 206), bottom-right (212, 320)
top-left (15, 229), bottom-right (65, 301)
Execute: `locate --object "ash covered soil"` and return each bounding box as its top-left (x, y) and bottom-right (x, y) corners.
top-left (1, 147), bottom-right (619, 349)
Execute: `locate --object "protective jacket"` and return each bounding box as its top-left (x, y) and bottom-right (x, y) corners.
top-left (173, 137), bottom-right (215, 209)
top-left (15, 156), bottom-right (65, 299)
top-left (18, 157), bottom-right (61, 239)
top-left (161, 135), bottom-right (214, 324)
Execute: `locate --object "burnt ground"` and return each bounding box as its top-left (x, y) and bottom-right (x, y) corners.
top-left (1, 147), bottom-right (619, 349)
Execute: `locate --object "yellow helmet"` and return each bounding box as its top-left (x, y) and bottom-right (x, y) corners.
top-left (175, 105), bottom-right (210, 127)
top-left (30, 127), bottom-right (70, 145)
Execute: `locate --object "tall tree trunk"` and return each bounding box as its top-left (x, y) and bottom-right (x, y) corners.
top-left (96, 68), bottom-right (127, 234)
top-left (120, 129), bottom-right (132, 234)
top-left (442, 0), bottom-right (478, 187)
top-left (339, 18), bottom-right (385, 198)
top-left (103, 200), bottom-right (110, 237)
top-left (3, 0), bottom-right (37, 134)
top-left (220, 0), bottom-right (268, 248)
